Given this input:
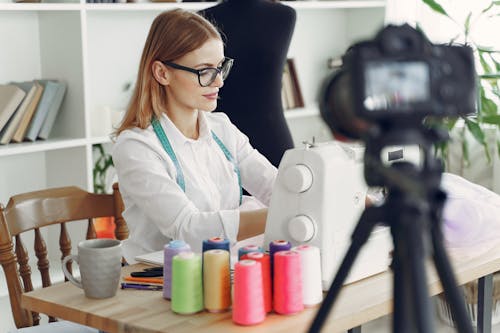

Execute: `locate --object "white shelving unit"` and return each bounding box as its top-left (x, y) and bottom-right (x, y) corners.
top-left (0, 0), bottom-right (386, 203)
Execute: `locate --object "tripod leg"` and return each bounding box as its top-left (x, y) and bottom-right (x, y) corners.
top-left (392, 243), bottom-right (412, 333)
top-left (308, 207), bottom-right (383, 333)
top-left (431, 230), bottom-right (474, 333)
top-left (405, 219), bottom-right (434, 333)
top-left (478, 274), bottom-right (493, 333)
top-left (391, 215), bottom-right (434, 333)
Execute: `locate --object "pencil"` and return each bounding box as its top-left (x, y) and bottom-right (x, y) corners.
top-left (121, 283), bottom-right (163, 291)
top-left (123, 276), bottom-right (163, 284)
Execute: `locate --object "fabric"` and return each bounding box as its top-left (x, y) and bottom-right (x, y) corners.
top-left (441, 172), bottom-right (500, 259)
top-left (10, 321), bottom-right (98, 333)
top-left (112, 111), bottom-right (277, 263)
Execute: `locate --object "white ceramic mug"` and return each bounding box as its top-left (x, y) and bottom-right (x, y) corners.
top-left (62, 238), bottom-right (122, 299)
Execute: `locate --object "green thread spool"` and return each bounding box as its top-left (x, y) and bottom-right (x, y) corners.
top-left (171, 251), bottom-right (203, 314)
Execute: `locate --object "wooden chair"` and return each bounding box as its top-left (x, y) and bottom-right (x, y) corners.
top-left (0, 183), bottom-right (128, 330)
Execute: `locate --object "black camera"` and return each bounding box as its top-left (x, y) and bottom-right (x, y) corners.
top-left (320, 24), bottom-right (476, 140)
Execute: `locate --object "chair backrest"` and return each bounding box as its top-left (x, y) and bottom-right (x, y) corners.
top-left (0, 183), bottom-right (128, 329)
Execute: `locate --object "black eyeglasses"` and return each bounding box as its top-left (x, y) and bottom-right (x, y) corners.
top-left (162, 57), bottom-right (234, 87)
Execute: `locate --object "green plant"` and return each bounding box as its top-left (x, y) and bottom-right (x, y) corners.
top-left (420, 0), bottom-right (500, 166)
top-left (93, 143), bottom-right (114, 194)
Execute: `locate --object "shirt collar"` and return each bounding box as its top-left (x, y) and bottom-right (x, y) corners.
top-left (158, 111), bottom-right (212, 147)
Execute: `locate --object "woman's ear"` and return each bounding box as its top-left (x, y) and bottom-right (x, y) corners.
top-left (152, 61), bottom-right (169, 85)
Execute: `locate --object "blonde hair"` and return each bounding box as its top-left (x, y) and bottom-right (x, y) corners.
top-left (115, 9), bottom-right (221, 136)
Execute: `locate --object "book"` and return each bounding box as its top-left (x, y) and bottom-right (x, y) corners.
top-left (287, 58), bottom-right (305, 108)
top-left (12, 82), bottom-right (44, 143)
top-left (0, 82), bottom-right (37, 145)
top-left (134, 250), bottom-right (163, 266)
top-left (0, 84), bottom-right (26, 134)
top-left (38, 81), bottom-right (67, 140)
top-left (282, 61), bottom-right (296, 110)
top-left (24, 80), bottom-right (61, 141)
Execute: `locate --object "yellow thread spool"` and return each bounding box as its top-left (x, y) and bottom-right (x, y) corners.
top-left (203, 249), bottom-right (231, 312)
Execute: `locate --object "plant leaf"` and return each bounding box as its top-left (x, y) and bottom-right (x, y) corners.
top-left (481, 1), bottom-right (495, 14)
top-left (480, 89), bottom-right (499, 116)
top-left (465, 118), bottom-right (492, 163)
top-left (464, 12), bottom-right (472, 37)
top-left (482, 115), bottom-right (500, 125)
top-left (465, 118), bottom-right (487, 145)
top-left (479, 73), bottom-right (500, 79)
top-left (476, 46), bottom-right (499, 53)
top-left (478, 51), bottom-right (494, 74)
top-left (422, 0), bottom-right (450, 17)
top-left (461, 135), bottom-right (470, 167)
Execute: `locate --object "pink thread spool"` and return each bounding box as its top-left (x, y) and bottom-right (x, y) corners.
top-left (241, 252), bottom-right (272, 313)
top-left (273, 250), bottom-right (303, 315)
top-left (232, 260), bottom-right (266, 326)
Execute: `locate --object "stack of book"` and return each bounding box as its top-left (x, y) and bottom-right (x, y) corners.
top-left (0, 80), bottom-right (66, 145)
top-left (281, 58), bottom-right (304, 111)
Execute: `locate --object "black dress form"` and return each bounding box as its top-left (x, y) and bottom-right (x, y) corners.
top-left (200, 0), bottom-right (296, 167)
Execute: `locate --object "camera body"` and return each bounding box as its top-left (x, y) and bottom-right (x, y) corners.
top-left (348, 24), bottom-right (476, 119)
top-left (321, 24), bottom-right (476, 140)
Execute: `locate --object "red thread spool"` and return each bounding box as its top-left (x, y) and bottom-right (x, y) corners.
top-left (232, 260), bottom-right (266, 326)
top-left (273, 250), bottom-right (303, 315)
top-left (241, 252), bottom-right (272, 313)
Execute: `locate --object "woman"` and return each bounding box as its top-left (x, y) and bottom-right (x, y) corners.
top-left (112, 9), bottom-right (276, 263)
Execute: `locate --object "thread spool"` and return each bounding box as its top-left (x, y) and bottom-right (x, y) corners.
top-left (292, 245), bottom-right (323, 307)
top-left (171, 252), bottom-right (203, 314)
top-left (269, 239), bottom-right (292, 273)
top-left (203, 249), bottom-right (231, 313)
top-left (241, 252), bottom-right (272, 313)
top-left (273, 251), bottom-right (303, 315)
top-left (232, 260), bottom-right (266, 325)
top-left (163, 240), bottom-right (191, 299)
top-left (269, 240), bottom-right (291, 264)
top-left (238, 244), bottom-right (264, 260)
top-left (202, 237), bottom-right (230, 252)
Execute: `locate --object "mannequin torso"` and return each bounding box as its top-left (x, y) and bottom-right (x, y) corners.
top-left (200, 0), bottom-right (297, 167)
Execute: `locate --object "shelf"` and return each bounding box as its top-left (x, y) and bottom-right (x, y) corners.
top-left (89, 136), bottom-right (113, 145)
top-left (0, 138), bottom-right (87, 157)
top-left (84, 2), bottom-right (212, 11)
top-left (286, 1), bottom-right (386, 10)
top-left (284, 105), bottom-right (320, 119)
top-left (0, 3), bottom-right (81, 11)
top-left (0, 1), bottom-right (386, 12)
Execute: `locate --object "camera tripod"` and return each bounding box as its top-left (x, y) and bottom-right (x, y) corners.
top-left (308, 125), bottom-right (474, 333)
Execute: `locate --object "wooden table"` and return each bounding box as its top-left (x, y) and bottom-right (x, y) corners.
top-left (22, 246), bottom-right (500, 333)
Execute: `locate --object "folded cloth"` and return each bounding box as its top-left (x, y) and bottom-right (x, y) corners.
top-left (441, 172), bottom-right (500, 259)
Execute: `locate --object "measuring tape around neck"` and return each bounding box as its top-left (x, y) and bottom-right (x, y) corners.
top-left (151, 117), bottom-right (242, 205)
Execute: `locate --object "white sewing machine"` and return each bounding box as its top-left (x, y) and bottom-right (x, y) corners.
top-left (264, 140), bottom-right (394, 290)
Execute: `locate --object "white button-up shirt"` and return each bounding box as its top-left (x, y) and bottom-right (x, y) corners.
top-left (112, 111), bottom-right (277, 263)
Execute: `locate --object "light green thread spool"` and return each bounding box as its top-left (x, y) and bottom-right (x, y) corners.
top-left (171, 251), bottom-right (203, 314)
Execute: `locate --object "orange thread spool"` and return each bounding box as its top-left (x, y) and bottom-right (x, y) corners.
top-left (241, 252), bottom-right (272, 313)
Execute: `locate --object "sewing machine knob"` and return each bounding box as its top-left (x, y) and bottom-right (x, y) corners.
top-left (283, 164), bottom-right (313, 193)
top-left (288, 215), bottom-right (316, 242)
